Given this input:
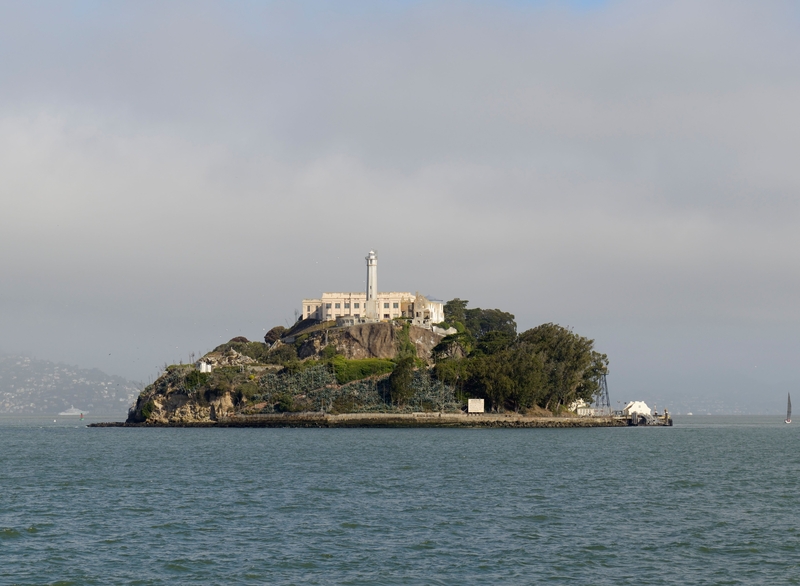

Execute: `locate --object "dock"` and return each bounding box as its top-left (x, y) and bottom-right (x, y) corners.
top-left (91, 412), bottom-right (633, 428)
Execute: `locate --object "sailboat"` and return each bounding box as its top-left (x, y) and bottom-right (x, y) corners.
top-left (785, 393), bottom-right (792, 424)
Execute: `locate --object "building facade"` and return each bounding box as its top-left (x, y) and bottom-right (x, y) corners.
top-left (301, 251), bottom-right (446, 328)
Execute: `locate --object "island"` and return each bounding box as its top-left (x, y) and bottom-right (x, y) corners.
top-left (96, 252), bottom-right (627, 428)
top-left (98, 299), bottom-right (623, 428)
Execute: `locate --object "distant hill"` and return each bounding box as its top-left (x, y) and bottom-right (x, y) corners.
top-left (0, 355), bottom-right (140, 415)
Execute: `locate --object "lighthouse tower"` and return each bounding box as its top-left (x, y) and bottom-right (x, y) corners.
top-left (365, 250), bottom-right (378, 320)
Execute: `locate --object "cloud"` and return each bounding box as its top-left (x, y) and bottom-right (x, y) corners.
top-left (1, 0), bottom-right (799, 408)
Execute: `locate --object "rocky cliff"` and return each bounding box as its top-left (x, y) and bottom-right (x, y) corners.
top-left (127, 322), bottom-right (448, 424)
top-left (294, 322), bottom-right (442, 362)
top-left (127, 348), bottom-right (262, 424)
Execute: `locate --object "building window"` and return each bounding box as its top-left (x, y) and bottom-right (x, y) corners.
top-left (335, 314), bottom-right (340, 318)
top-left (354, 313), bottom-right (360, 318)
top-left (416, 312), bottom-right (420, 317)
top-left (344, 303), bottom-right (350, 308)
top-left (325, 303), bottom-right (332, 309)
top-left (335, 303), bottom-right (341, 309)
top-left (384, 314), bottom-right (390, 319)
top-left (306, 306), bottom-right (310, 312)
top-left (384, 303), bottom-right (389, 308)
top-left (393, 302), bottom-right (399, 309)
top-left (354, 303), bottom-right (360, 308)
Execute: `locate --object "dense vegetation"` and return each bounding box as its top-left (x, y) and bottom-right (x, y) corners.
top-left (330, 356), bottom-right (395, 384)
top-left (433, 301), bottom-right (608, 413)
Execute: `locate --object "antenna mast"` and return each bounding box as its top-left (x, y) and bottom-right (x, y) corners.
top-left (595, 373), bottom-right (611, 416)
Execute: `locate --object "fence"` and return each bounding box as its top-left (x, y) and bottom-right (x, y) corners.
top-left (254, 363), bottom-right (462, 413)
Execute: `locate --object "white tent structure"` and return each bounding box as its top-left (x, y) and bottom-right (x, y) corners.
top-left (623, 401), bottom-right (651, 417)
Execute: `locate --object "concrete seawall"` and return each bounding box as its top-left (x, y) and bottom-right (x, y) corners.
top-left (90, 413), bottom-right (628, 428)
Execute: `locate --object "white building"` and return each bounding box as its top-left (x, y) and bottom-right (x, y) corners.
top-left (623, 401), bottom-right (651, 417)
top-left (302, 251), bottom-right (446, 328)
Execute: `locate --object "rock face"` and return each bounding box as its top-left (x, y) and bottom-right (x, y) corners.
top-left (196, 348), bottom-right (256, 368)
top-left (405, 326), bottom-right (444, 362)
top-left (339, 323), bottom-right (397, 359)
top-left (431, 337), bottom-right (467, 361)
top-left (296, 322), bottom-right (444, 362)
top-left (127, 364), bottom-right (238, 425)
top-left (127, 323), bottom-right (449, 425)
top-left (133, 389), bottom-right (236, 425)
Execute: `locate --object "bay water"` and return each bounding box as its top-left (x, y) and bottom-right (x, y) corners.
top-left (1, 416), bottom-right (799, 584)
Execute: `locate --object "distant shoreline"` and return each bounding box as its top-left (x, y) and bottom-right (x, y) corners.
top-left (90, 412), bottom-right (628, 428)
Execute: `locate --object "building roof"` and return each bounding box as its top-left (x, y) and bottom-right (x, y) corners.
top-left (623, 401), bottom-right (651, 415)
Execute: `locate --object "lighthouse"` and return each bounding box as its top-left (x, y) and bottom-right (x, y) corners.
top-left (365, 250), bottom-right (378, 319)
top-left (300, 250), bottom-right (448, 327)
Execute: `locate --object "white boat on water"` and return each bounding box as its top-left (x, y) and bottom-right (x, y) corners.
top-left (58, 406), bottom-right (87, 416)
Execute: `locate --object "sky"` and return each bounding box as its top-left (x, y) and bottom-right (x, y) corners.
top-left (2, 0), bottom-right (800, 412)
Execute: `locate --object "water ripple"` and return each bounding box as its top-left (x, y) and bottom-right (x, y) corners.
top-left (1, 417), bottom-right (799, 584)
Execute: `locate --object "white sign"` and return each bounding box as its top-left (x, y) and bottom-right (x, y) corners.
top-left (468, 399), bottom-right (485, 413)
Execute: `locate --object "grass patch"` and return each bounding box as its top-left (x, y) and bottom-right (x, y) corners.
top-left (330, 357), bottom-right (395, 384)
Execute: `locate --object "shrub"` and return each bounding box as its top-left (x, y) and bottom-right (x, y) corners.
top-left (395, 322), bottom-right (417, 360)
top-left (330, 357), bottom-right (396, 384)
top-left (185, 370), bottom-right (210, 390)
top-left (266, 344), bottom-right (298, 364)
top-left (280, 359), bottom-right (320, 375)
top-left (264, 326), bottom-right (287, 345)
top-left (141, 400), bottom-right (155, 420)
top-left (388, 357), bottom-right (415, 405)
top-left (321, 345), bottom-right (340, 360)
top-left (212, 339), bottom-right (272, 363)
top-left (274, 393), bottom-right (301, 413)
top-left (236, 381), bottom-right (259, 403)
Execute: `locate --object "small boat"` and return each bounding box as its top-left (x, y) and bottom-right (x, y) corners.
top-left (786, 393), bottom-right (792, 424)
top-left (58, 406), bottom-right (88, 416)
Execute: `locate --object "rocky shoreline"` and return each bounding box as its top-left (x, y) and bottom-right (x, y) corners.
top-left (91, 412), bottom-right (627, 428)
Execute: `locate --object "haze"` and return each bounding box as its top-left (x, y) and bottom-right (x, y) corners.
top-left (2, 0), bottom-right (799, 413)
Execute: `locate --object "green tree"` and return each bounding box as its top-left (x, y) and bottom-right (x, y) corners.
top-left (464, 308), bottom-right (517, 339)
top-left (517, 323), bottom-right (608, 410)
top-left (434, 321), bottom-right (606, 413)
top-left (443, 299), bottom-right (517, 340)
top-left (264, 326), bottom-right (286, 345)
top-left (443, 298), bottom-right (469, 326)
top-left (473, 329), bottom-right (515, 356)
top-left (388, 356), bottom-right (415, 405)
top-left (464, 346), bottom-right (546, 412)
top-left (432, 332), bottom-right (474, 360)
top-left (395, 321), bottom-right (418, 361)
